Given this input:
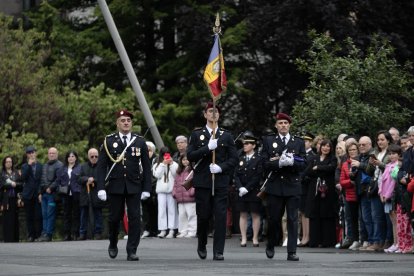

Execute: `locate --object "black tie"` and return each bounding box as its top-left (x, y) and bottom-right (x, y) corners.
top-left (282, 136), bottom-right (286, 145)
top-left (123, 135), bottom-right (128, 147)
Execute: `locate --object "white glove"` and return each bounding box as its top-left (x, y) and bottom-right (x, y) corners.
top-left (279, 154), bottom-right (288, 168)
top-left (239, 187), bottom-right (248, 197)
top-left (141, 192), bottom-right (150, 200)
top-left (209, 163), bottom-right (222, 174)
top-left (97, 190), bottom-right (107, 201)
top-left (284, 152), bottom-right (294, 166)
top-left (208, 138), bottom-right (218, 150)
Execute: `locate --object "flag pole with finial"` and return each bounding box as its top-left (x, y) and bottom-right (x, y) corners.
top-left (203, 12), bottom-right (227, 196)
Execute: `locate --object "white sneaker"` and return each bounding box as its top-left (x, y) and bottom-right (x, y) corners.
top-left (123, 235), bottom-right (128, 240)
top-left (141, 230), bottom-right (150, 239)
top-left (157, 230), bottom-right (167, 238)
top-left (349, 241), bottom-right (360, 250)
top-left (384, 244), bottom-right (398, 253)
top-left (358, 241), bottom-right (370, 250)
top-left (282, 239), bottom-right (287, 247)
top-left (335, 243), bottom-right (341, 249)
top-left (176, 232), bottom-right (187, 238)
top-left (297, 238), bottom-right (301, 245)
top-left (166, 230), bottom-right (175, 239)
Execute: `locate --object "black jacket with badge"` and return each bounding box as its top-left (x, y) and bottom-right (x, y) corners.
top-left (97, 133), bottom-right (151, 195)
top-left (187, 127), bottom-right (238, 189)
top-left (234, 151), bottom-right (263, 202)
top-left (261, 133), bottom-right (307, 196)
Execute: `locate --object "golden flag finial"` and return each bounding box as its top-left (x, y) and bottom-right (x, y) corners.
top-left (213, 12), bottom-right (221, 34)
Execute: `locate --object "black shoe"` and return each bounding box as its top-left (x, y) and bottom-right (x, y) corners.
top-left (94, 233), bottom-right (102, 240)
top-left (266, 245), bottom-right (274, 259)
top-left (39, 235), bottom-right (51, 242)
top-left (79, 234), bottom-right (86, 240)
top-left (340, 239), bottom-right (352, 249)
top-left (197, 247), bottom-right (207, 260)
top-left (127, 254), bottom-right (139, 261)
top-left (108, 245), bottom-right (118, 259)
top-left (240, 243), bottom-right (247, 247)
top-left (253, 243), bottom-right (259, 247)
top-left (213, 253), bottom-right (224, 261)
top-left (287, 253), bottom-right (299, 261)
top-left (27, 237), bottom-right (35, 242)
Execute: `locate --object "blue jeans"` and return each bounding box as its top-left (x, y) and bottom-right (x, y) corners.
top-left (370, 195), bottom-right (386, 243)
top-left (80, 207), bottom-right (103, 235)
top-left (41, 193), bottom-right (56, 236)
top-left (360, 195), bottom-right (373, 243)
top-left (359, 205), bottom-right (368, 242)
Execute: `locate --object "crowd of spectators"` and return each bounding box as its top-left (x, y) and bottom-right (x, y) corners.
top-left (1, 127), bottom-right (413, 256)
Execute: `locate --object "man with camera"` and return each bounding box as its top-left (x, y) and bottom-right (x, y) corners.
top-left (187, 102), bottom-right (238, 261)
top-left (21, 146), bottom-right (43, 242)
top-left (96, 110), bottom-right (152, 261)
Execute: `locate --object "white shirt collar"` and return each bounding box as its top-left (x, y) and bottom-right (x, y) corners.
top-left (119, 132), bottom-right (132, 143)
top-left (206, 125), bottom-right (219, 135)
top-left (279, 133), bottom-right (291, 142)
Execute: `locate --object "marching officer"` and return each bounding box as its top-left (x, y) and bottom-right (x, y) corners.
top-left (187, 102), bottom-right (238, 261)
top-left (233, 131), bottom-right (264, 247)
top-left (96, 110), bottom-right (151, 261)
top-left (261, 113), bottom-right (307, 261)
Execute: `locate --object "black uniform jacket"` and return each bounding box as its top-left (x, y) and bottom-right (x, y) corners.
top-left (234, 151), bottom-right (263, 201)
top-left (187, 126), bottom-right (238, 189)
top-left (261, 133), bottom-right (307, 196)
top-left (97, 133), bottom-right (151, 195)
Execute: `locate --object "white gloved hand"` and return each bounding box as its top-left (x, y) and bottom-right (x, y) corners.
top-left (239, 187), bottom-right (248, 197)
top-left (141, 191), bottom-right (150, 200)
top-left (97, 190), bottom-right (107, 201)
top-left (279, 154), bottom-right (288, 168)
top-left (209, 163), bottom-right (222, 174)
top-left (208, 138), bottom-right (218, 150)
top-left (285, 152), bottom-right (294, 166)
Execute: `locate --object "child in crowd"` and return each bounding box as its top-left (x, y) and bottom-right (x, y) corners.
top-left (173, 154), bottom-right (197, 238)
top-left (153, 147), bottom-right (178, 238)
top-left (379, 144), bottom-right (400, 253)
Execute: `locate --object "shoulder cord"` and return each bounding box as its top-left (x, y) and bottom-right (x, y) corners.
top-left (104, 136), bottom-right (136, 163)
top-left (104, 136), bottom-right (137, 182)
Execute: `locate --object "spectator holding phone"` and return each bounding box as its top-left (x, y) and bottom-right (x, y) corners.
top-left (153, 146), bottom-right (178, 238)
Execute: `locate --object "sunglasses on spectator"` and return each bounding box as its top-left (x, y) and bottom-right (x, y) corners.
top-left (90, 155), bottom-right (98, 158)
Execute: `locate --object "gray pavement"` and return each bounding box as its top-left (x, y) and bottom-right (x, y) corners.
top-left (0, 236), bottom-right (413, 276)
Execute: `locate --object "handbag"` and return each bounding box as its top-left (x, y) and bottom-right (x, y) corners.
top-left (58, 185), bottom-right (69, 195)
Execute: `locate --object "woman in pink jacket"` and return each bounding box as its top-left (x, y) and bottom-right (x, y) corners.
top-left (173, 154), bottom-right (197, 238)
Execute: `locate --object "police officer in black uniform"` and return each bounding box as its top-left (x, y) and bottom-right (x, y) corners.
top-left (234, 131), bottom-right (263, 247)
top-left (96, 110), bottom-right (151, 261)
top-left (261, 113), bottom-right (307, 261)
top-left (187, 102), bottom-right (238, 261)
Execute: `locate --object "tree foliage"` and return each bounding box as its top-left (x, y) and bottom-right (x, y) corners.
top-left (292, 32), bottom-right (414, 139)
top-left (1, 0), bottom-right (414, 161)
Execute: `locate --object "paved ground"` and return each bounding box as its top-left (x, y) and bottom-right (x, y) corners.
top-left (0, 236), bottom-right (413, 276)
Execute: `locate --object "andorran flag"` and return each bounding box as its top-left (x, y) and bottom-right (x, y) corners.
top-left (203, 34), bottom-right (227, 100)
